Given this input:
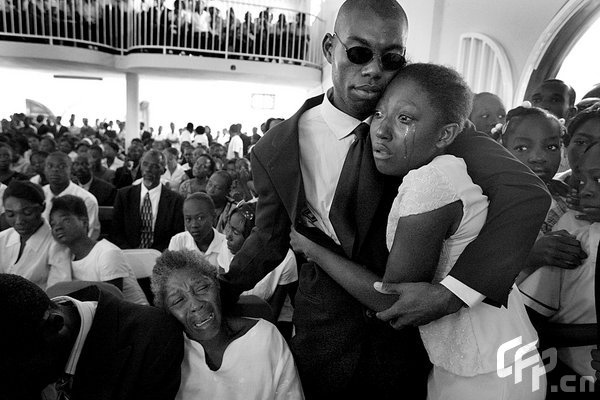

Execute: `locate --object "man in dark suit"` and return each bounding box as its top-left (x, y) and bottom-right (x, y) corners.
top-left (72, 154), bottom-right (117, 206)
top-left (0, 274), bottom-right (183, 400)
top-left (111, 149), bottom-right (184, 251)
top-left (54, 116), bottom-right (70, 138)
top-left (223, 1), bottom-right (550, 398)
top-left (113, 143), bottom-right (144, 189)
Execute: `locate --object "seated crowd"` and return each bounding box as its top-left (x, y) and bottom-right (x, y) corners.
top-left (2, 1), bottom-right (600, 397)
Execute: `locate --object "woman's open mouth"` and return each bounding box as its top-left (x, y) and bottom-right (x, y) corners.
top-left (193, 313), bottom-right (215, 328)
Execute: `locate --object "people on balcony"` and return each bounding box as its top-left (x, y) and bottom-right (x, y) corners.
top-left (0, 0), bottom-right (312, 63)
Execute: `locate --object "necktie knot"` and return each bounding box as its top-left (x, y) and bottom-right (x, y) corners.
top-left (354, 122), bottom-right (370, 141)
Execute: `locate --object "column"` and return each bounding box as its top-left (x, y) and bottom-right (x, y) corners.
top-left (125, 72), bottom-right (139, 147)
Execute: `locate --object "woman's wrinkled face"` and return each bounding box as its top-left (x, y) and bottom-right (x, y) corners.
top-left (4, 197), bottom-right (43, 238)
top-left (370, 77), bottom-right (442, 177)
top-left (164, 269), bottom-right (222, 342)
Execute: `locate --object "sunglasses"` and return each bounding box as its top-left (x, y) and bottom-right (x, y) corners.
top-left (333, 33), bottom-right (406, 71)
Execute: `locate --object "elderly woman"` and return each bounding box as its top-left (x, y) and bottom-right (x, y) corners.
top-left (151, 249), bottom-right (304, 400)
top-left (0, 180), bottom-right (69, 289)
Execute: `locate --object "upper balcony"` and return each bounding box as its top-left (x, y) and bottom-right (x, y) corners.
top-left (0, 0), bottom-right (324, 86)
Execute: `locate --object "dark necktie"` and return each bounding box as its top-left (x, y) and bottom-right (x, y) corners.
top-left (140, 192), bottom-right (153, 248)
top-left (329, 122), bottom-right (370, 258)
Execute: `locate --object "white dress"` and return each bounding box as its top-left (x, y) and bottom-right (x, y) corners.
top-left (70, 239), bottom-right (148, 306)
top-left (386, 155), bottom-right (544, 400)
top-left (176, 319), bottom-right (304, 400)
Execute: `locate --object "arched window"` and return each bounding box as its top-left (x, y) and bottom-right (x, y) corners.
top-left (457, 33), bottom-right (513, 107)
top-left (519, 0), bottom-right (600, 103)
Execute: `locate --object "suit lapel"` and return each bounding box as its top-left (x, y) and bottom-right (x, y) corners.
top-left (263, 94), bottom-right (324, 222)
top-left (155, 186), bottom-right (169, 232)
top-left (130, 185), bottom-right (142, 239)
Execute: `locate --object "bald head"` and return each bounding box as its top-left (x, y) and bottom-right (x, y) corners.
top-left (335, 0), bottom-right (408, 38)
top-left (325, 0), bottom-right (409, 120)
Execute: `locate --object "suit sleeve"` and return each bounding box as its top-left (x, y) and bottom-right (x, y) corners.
top-left (136, 317), bottom-right (184, 400)
top-left (110, 189), bottom-right (130, 249)
top-left (223, 150), bottom-right (292, 294)
top-left (446, 127), bottom-right (551, 307)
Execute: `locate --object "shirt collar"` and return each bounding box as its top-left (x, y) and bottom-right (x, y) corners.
top-left (205, 228), bottom-right (225, 254)
top-left (49, 181), bottom-right (75, 198)
top-left (79, 176), bottom-right (93, 190)
top-left (24, 220), bottom-right (52, 250)
top-left (321, 87), bottom-right (367, 141)
top-left (51, 296), bottom-right (98, 375)
top-left (139, 181), bottom-right (162, 198)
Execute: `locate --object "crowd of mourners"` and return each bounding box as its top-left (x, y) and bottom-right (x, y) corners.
top-left (2, 0), bottom-right (600, 399)
top-left (0, 0), bottom-right (311, 60)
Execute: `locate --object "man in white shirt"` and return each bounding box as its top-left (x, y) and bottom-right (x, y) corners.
top-left (102, 142), bottom-right (124, 171)
top-left (180, 122), bottom-right (194, 144)
top-left (42, 152), bottom-right (100, 240)
top-left (226, 124), bottom-right (243, 159)
top-left (223, 1), bottom-right (550, 398)
top-left (161, 148), bottom-right (187, 192)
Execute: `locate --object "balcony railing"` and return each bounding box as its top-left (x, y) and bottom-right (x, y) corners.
top-left (0, 0), bottom-right (323, 68)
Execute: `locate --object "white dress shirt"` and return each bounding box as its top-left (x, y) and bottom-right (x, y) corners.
top-left (43, 181), bottom-right (101, 240)
top-left (138, 182), bottom-right (162, 232)
top-left (298, 89), bottom-right (482, 307)
top-left (103, 157), bottom-right (124, 171)
top-left (227, 135), bottom-right (244, 159)
top-left (161, 164), bottom-right (187, 192)
top-left (168, 229), bottom-right (226, 268)
top-left (0, 221), bottom-right (71, 289)
top-left (298, 89), bottom-right (362, 244)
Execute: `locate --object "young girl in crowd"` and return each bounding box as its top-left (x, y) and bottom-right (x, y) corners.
top-left (519, 142), bottom-right (600, 392)
top-left (290, 63), bottom-right (543, 399)
top-left (219, 201), bottom-right (298, 339)
top-left (501, 104), bottom-right (567, 233)
top-left (558, 103), bottom-right (600, 225)
top-left (49, 194), bottom-right (148, 305)
top-left (499, 105), bottom-right (587, 283)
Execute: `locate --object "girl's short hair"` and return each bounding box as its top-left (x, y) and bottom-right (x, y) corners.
top-left (49, 194), bottom-right (88, 220)
top-left (501, 105), bottom-right (565, 144)
top-left (3, 180), bottom-right (45, 205)
top-left (184, 192), bottom-right (216, 214)
top-left (396, 63), bottom-right (473, 129)
top-left (566, 102), bottom-right (600, 146)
